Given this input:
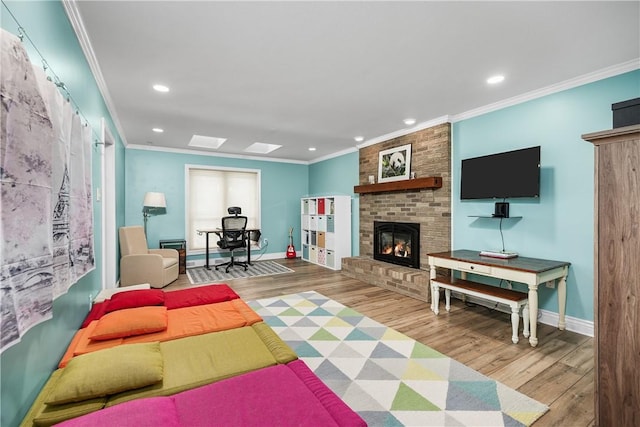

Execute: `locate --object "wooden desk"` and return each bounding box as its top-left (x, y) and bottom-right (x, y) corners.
top-left (197, 228), bottom-right (260, 270)
top-left (427, 250), bottom-right (570, 347)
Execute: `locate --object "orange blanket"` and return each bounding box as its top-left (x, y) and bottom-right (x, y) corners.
top-left (59, 299), bottom-right (261, 368)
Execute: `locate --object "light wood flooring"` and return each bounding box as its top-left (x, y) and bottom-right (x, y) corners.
top-left (166, 258), bottom-right (594, 426)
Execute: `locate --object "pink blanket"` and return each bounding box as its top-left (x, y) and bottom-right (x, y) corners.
top-left (56, 360), bottom-right (366, 427)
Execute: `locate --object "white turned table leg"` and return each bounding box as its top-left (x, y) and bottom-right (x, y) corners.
top-left (522, 302), bottom-right (530, 338)
top-left (445, 289), bottom-right (451, 312)
top-left (433, 284), bottom-right (440, 315)
top-left (528, 284), bottom-right (539, 347)
top-left (557, 272), bottom-right (567, 330)
top-left (511, 305), bottom-right (520, 344)
top-left (429, 264), bottom-right (436, 311)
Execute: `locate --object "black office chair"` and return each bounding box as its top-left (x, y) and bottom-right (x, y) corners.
top-left (216, 207), bottom-right (248, 273)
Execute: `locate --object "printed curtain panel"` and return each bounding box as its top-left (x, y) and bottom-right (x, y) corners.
top-left (0, 30), bottom-right (95, 353)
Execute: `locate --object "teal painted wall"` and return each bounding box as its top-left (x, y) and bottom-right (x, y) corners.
top-left (1, 2), bottom-right (126, 426)
top-left (1, 1), bottom-right (637, 426)
top-left (124, 149), bottom-right (309, 259)
top-left (308, 151), bottom-right (360, 255)
top-left (452, 70), bottom-right (640, 321)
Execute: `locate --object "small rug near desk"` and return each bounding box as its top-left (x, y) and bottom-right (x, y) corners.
top-left (249, 291), bottom-right (549, 427)
top-left (187, 260), bottom-right (294, 284)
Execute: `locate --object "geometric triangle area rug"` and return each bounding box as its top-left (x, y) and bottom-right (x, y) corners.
top-left (249, 291), bottom-right (549, 427)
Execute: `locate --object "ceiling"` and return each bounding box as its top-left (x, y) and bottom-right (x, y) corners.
top-left (71, 1), bottom-right (639, 163)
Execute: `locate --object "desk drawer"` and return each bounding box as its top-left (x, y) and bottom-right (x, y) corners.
top-left (458, 263), bottom-right (492, 275)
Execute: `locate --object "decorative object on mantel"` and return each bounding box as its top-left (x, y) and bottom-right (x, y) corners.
top-left (378, 143), bottom-right (412, 183)
top-left (354, 176), bottom-right (442, 194)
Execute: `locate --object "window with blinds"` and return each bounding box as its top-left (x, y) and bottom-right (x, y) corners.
top-left (186, 166), bottom-right (260, 252)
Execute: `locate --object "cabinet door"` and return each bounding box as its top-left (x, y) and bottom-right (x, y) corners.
top-left (596, 139), bottom-right (640, 425)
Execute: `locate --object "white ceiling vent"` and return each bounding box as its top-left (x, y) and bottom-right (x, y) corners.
top-left (244, 142), bottom-right (282, 154)
top-left (188, 135), bottom-right (227, 149)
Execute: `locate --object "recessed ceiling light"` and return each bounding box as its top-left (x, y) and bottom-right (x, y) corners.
top-left (152, 128), bottom-right (164, 133)
top-left (188, 134), bottom-right (227, 149)
top-left (487, 75), bottom-right (505, 84)
top-left (245, 142), bottom-right (282, 154)
top-left (354, 136), bottom-right (364, 142)
top-left (308, 147), bottom-right (316, 151)
top-left (403, 118), bottom-right (416, 126)
top-left (153, 84), bottom-right (170, 92)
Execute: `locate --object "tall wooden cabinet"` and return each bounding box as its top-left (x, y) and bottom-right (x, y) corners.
top-left (583, 124), bottom-right (639, 427)
top-left (301, 196), bottom-right (351, 270)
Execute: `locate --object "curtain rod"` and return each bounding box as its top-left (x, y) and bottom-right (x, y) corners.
top-left (2, 0), bottom-right (101, 145)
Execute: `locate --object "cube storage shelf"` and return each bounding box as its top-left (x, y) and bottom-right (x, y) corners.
top-left (301, 195), bottom-right (351, 270)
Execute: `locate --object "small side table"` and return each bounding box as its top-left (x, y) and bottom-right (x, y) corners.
top-left (159, 239), bottom-right (187, 274)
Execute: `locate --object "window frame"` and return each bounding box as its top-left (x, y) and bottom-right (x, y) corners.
top-left (184, 164), bottom-right (261, 255)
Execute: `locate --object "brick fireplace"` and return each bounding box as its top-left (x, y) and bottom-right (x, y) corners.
top-left (342, 123), bottom-right (451, 302)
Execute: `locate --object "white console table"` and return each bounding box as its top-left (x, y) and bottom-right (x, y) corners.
top-left (428, 250), bottom-right (570, 347)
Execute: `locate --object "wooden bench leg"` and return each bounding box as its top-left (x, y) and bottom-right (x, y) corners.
top-left (522, 302), bottom-right (530, 338)
top-left (432, 283), bottom-right (440, 315)
top-left (511, 304), bottom-right (520, 344)
top-left (445, 289), bottom-right (451, 312)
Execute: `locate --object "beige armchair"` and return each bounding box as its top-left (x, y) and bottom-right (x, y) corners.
top-left (119, 226), bottom-right (179, 288)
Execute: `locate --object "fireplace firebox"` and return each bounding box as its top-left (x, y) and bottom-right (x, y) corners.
top-left (373, 221), bottom-right (420, 268)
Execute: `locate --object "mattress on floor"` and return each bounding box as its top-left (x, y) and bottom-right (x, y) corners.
top-left (21, 322), bottom-right (297, 427)
top-left (55, 360), bottom-right (366, 427)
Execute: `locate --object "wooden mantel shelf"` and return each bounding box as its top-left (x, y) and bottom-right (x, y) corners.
top-left (354, 176), bottom-right (442, 194)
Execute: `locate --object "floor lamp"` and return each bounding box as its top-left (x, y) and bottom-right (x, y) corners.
top-left (142, 192), bottom-right (167, 237)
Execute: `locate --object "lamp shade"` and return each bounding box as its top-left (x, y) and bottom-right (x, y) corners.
top-left (143, 192), bottom-right (167, 215)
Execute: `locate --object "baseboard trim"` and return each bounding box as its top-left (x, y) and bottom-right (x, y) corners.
top-left (449, 293), bottom-right (594, 337)
top-left (538, 308), bottom-right (594, 337)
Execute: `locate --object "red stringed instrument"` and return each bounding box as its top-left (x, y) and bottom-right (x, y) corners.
top-left (286, 227), bottom-right (297, 259)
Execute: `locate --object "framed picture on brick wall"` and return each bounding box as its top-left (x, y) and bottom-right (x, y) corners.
top-left (378, 144), bottom-right (412, 183)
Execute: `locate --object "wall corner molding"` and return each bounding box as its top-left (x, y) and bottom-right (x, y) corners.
top-left (62, 0), bottom-right (128, 147)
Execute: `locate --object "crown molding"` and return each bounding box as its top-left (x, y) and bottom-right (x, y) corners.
top-left (357, 116), bottom-right (451, 149)
top-left (309, 146), bottom-right (359, 164)
top-left (62, 0), bottom-right (129, 147)
top-left (127, 143), bottom-right (309, 165)
top-left (451, 59), bottom-right (640, 123)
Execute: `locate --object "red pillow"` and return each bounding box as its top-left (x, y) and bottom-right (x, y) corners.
top-left (105, 289), bottom-right (165, 313)
top-left (81, 302), bottom-right (108, 328)
top-left (164, 284), bottom-right (239, 309)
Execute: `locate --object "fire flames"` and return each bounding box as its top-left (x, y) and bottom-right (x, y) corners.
top-left (381, 241), bottom-right (410, 257)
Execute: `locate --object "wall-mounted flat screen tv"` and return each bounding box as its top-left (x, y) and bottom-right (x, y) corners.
top-left (460, 146), bottom-right (540, 200)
